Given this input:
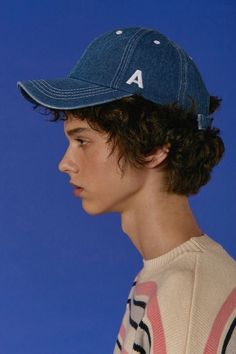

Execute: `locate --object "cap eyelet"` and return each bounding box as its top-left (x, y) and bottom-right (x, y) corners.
top-left (116, 30), bottom-right (123, 35)
top-left (153, 40), bottom-right (160, 45)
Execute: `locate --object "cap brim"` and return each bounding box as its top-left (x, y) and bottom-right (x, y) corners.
top-left (17, 77), bottom-right (133, 110)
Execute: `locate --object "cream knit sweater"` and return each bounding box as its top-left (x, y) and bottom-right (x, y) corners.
top-left (113, 234), bottom-right (236, 354)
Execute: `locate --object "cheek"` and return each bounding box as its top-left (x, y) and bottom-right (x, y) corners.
top-left (83, 154), bottom-right (120, 191)
top-left (83, 148), bottom-right (143, 197)
top-left (96, 165), bottom-right (142, 201)
top-left (81, 160), bottom-right (145, 214)
top-left (79, 157), bottom-right (112, 193)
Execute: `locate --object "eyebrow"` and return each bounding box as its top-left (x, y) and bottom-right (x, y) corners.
top-left (66, 127), bottom-right (92, 136)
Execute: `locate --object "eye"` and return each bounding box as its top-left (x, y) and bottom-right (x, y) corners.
top-left (75, 138), bottom-right (87, 147)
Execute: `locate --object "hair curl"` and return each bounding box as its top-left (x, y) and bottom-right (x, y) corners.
top-left (34, 94), bottom-right (225, 196)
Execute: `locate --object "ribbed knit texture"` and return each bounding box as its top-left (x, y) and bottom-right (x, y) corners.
top-left (113, 234), bottom-right (236, 354)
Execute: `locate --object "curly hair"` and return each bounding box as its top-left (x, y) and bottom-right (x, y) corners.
top-left (34, 94), bottom-right (225, 196)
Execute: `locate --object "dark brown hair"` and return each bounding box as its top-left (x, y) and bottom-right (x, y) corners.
top-left (34, 94), bottom-right (225, 196)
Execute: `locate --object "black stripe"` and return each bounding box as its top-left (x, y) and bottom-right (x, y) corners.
top-left (139, 320), bottom-right (151, 347)
top-left (133, 342), bottom-right (147, 354)
top-left (129, 311), bottom-right (138, 329)
top-left (128, 295), bottom-right (148, 330)
top-left (133, 297), bottom-right (146, 309)
top-left (116, 338), bottom-right (122, 351)
top-left (129, 297), bottom-right (131, 312)
top-left (126, 281), bottom-right (137, 304)
top-left (221, 317), bottom-right (236, 354)
top-left (129, 297), bottom-right (139, 329)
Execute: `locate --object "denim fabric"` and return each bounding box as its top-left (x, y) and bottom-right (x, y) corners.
top-left (17, 27), bottom-right (210, 117)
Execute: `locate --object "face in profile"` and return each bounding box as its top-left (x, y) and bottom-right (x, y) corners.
top-left (58, 114), bottom-right (149, 215)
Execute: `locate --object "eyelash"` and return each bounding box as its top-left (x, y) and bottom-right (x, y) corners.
top-left (75, 138), bottom-right (87, 147)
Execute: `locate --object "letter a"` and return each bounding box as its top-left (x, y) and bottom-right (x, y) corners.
top-left (126, 69), bottom-right (144, 89)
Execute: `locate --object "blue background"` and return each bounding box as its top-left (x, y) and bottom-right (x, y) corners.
top-left (1, 1), bottom-right (236, 353)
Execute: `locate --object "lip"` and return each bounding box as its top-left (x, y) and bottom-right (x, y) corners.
top-left (70, 181), bottom-right (83, 188)
top-left (70, 181), bottom-right (84, 197)
top-left (73, 187), bottom-right (84, 197)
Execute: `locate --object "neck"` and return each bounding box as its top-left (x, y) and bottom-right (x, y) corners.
top-left (120, 190), bottom-right (203, 260)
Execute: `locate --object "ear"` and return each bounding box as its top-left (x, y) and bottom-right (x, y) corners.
top-left (144, 143), bottom-right (171, 168)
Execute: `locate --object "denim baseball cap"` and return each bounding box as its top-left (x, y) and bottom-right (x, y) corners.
top-left (17, 27), bottom-right (213, 129)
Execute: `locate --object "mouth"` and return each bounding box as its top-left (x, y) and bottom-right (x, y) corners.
top-left (70, 182), bottom-right (84, 198)
top-left (70, 182), bottom-right (83, 189)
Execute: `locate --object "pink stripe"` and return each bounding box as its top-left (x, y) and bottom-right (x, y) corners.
top-left (119, 323), bottom-right (126, 342)
top-left (204, 287), bottom-right (236, 354)
top-left (116, 322), bottom-right (127, 353)
top-left (136, 281), bottom-right (167, 354)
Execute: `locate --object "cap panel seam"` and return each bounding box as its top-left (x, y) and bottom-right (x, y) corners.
top-left (175, 45), bottom-right (188, 106)
top-left (17, 27), bottom-right (210, 119)
top-left (110, 28), bottom-right (144, 88)
top-left (178, 46), bottom-right (188, 107)
top-left (115, 29), bottom-right (153, 89)
top-left (168, 39), bottom-right (183, 102)
top-left (111, 29), bottom-right (150, 89)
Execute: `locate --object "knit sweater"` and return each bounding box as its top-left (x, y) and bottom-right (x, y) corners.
top-left (113, 234), bottom-right (236, 354)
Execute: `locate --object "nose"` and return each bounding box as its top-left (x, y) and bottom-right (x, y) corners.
top-left (58, 147), bottom-right (78, 174)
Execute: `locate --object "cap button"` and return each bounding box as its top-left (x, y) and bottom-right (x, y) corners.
top-left (153, 40), bottom-right (160, 45)
top-left (116, 30), bottom-right (123, 35)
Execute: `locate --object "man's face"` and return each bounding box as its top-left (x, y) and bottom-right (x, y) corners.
top-left (58, 114), bottom-right (148, 215)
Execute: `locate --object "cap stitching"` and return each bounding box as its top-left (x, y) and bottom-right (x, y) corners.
top-left (32, 81), bottom-right (114, 96)
top-left (111, 28), bottom-right (143, 88)
top-left (17, 27), bottom-right (210, 115)
top-left (167, 41), bottom-right (183, 103)
top-left (19, 84), bottom-right (133, 109)
top-left (110, 28), bottom-right (145, 89)
top-left (38, 80), bottom-right (113, 94)
top-left (30, 81), bottom-right (117, 99)
top-left (169, 40), bottom-right (189, 107)
top-left (30, 86), bottom-right (112, 99)
top-left (41, 80), bottom-right (102, 93)
top-left (182, 54), bottom-right (188, 107)
top-left (115, 29), bottom-right (153, 89)
top-left (176, 44), bottom-right (188, 106)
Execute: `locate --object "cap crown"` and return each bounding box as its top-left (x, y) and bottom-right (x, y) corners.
top-left (69, 27), bottom-right (210, 115)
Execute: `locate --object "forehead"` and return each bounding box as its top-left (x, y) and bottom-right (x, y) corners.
top-left (64, 115), bottom-right (95, 136)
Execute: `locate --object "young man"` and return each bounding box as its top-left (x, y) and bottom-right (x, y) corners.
top-left (17, 27), bottom-right (235, 353)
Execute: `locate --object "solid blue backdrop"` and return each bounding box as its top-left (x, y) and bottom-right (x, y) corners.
top-left (1, 0), bottom-right (235, 353)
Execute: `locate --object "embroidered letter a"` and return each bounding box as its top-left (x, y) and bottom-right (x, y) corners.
top-left (126, 70), bottom-right (144, 89)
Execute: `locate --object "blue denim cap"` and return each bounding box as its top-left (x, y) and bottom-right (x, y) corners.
top-left (17, 27), bottom-right (213, 130)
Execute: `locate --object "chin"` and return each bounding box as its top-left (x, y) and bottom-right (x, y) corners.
top-left (81, 200), bottom-right (110, 216)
